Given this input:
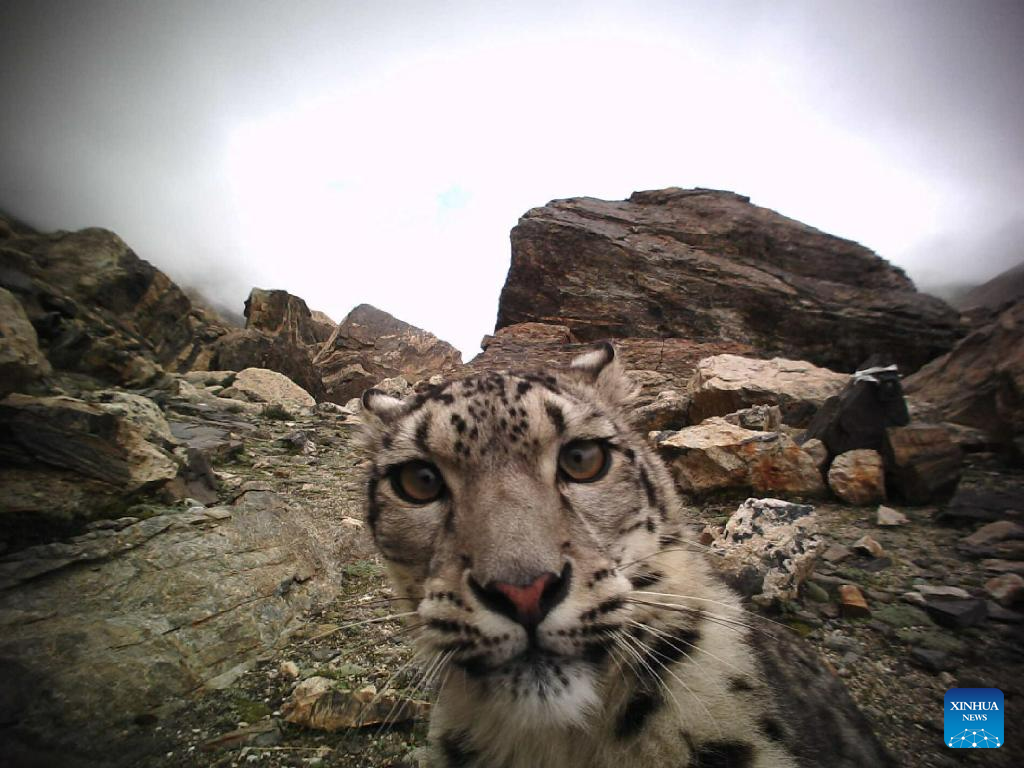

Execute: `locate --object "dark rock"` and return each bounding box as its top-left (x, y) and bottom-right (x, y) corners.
top-left (0, 220), bottom-right (231, 384)
top-left (496, 188), bottom-right (959, 373)
top-left (935, 486), bottom-right (1024, 526)
top-left (245, 288), bottom-right (333, 345)
top-left (313, 304), bottom-right (462, 403)
top-left (168, 421), bottom-right (245, 464)
top-left (883, 424), bottom-right (963, 504)
top-left (800, 365), bottom-right (910, 461)
top-left (910, 648), bottom-right (954, 672)
top-left (923, 598), bottom-right (988, 628)
top-left (0, 286), bottom-right (52, 397)
top-left (904, 299), bottom-right (1024, 455)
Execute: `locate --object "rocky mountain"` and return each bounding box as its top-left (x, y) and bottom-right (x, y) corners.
top-left (313, 303), bottom-right (463, 403)
top-left (955, 261), bottom-right (1024, 312)
top-left (904, 298), bottom-right (1024, 457)
top-left (0, 216), bottom-right (233, 386)
top-left (497, 188), bottom-right (962, 374)
top-left (2, 194), bottom-right (1022, 767)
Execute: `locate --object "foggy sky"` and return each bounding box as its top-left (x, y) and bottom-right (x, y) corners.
top-left (1, 0), bottom-right (1022, 357)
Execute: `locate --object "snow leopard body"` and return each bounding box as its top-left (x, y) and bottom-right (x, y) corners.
top-left (359, 343), bottom-right (893, 768)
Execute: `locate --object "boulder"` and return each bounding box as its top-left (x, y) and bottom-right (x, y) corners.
top-left (0, 286), bottom-right (51, 397)
top-left (0, 220), bottom-right (231, 383)
top-left (688, 355), bottom-right (849, 427)
top-left (827, 450), bottom-right (886, 506)
top-left (903, 299), bottom-right (1024, 455)
top-left (653, 417), bottom-right (825, 499)
top-left (313, 304), bottom-right (462, 403)
top-left (496, 188), bottom-right (960, 373)
top-left (800, 364), bottom-right (910, 460)
top-left (883, 424), bottom-right (963, 505)
top-left (0, 490), bottom-right (346, 754)
top-left (245, 288), bottom-right (334, 345)
top-left (0, 393), bottom-right (178, 491)
top-left (634, 389), bottom-right (690, 433)
top-left (222, 367), bottom-right (316, 411)
top-left (707, 497), bottom-right (824, 604)
top-left (205, 289), bottom-right (336, 400)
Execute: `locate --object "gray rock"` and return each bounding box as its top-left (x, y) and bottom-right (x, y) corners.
top-left (923, 598), bottom-right (988, 629)
top-left (0, 489), bottom-right (347, 749)
top-left (708, 497), bottom-right (823, 604)
top-left (0, 286), bottom-right (52, 397)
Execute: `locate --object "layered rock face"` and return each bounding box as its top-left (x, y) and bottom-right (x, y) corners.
top-left (469, 322), bottom-right (754, 412)
top-left (904, 300), bottom-right (1024, 456)
top-left (497, 188), bottom-right (960, 373)
top-left (0, 219), bottom-right (231, 385)
top-left (313, 303), bottom-right (463, 403)
top-left (208, 288), bottom-right (329, 399)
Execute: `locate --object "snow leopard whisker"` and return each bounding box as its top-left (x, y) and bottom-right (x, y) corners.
top-left (626, 618), bottom-right (747, 680)
top-left (617, 629), bottom-right (696, 728)
top-left (626, 596), bottom-right (766, 632)
top-left (624, 599), bottom-right (765, 638)
top-left (618, 544), bottom-right (724, 570)
top-left (357, 643), bottom-right (432, 726)
top-left (630, 590), bottom-right (789, 626)
top-left (619, 628), bottom-right (721, 734)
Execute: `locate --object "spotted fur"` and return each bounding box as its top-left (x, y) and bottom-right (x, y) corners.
top-left (360, 343), bottom-right (893, 768)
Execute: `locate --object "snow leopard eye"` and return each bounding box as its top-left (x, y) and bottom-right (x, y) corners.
top-left (391, 460), bottom-right (446, 504)
top-left (558, 439), bottom-right (610, 483)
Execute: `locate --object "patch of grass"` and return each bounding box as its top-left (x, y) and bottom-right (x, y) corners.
top-left (230, 694), bottom-right (272, 723)
top-left (262, 403), bottom-right (294, 421)
top-left (343, 560), bottom-right (385, 580)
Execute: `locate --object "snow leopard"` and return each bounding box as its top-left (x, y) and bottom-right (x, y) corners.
top-left (359, 343), bottom-right (894, 768)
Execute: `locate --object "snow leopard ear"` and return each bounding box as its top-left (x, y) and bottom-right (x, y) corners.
top-left (569, 341), bottom-right (636, 406)
top-left (360, 388), bottom-right (406, 428)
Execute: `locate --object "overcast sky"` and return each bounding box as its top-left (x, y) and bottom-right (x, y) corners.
top-left (1, 0), bottom-right (1022, 357)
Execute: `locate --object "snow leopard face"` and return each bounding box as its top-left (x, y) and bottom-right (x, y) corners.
top-left (359, 344), bottom-right (686, 728)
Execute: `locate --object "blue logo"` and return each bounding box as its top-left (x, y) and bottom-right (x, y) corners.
top-left (945, 688), bottom-right (1003, 748)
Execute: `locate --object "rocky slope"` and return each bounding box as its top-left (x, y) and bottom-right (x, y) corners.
top-left (313, 304), bottom-right (462, 403)
top-left (2, 195), bottom-right (1021, 768)
top-left (497, 188), bottom-right (962, 373)
top-left (955, 261), bottom-right (1024, 313)
top-left (905, 299), bottom-right (1024, 458)
top-left (0, 217), bottom-right (233, 386)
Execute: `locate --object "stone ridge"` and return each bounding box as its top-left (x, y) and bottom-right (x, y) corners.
top-left (313, 303), bottom-right (463, 403)
top-left (497, 187), bottom-right (961, 373)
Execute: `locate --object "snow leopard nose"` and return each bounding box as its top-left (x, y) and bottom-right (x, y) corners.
top-left (470, 563), bottom-right (572, 628)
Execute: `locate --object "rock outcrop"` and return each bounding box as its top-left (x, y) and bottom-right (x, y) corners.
top-left (497, 188), bottom-right (960, 373)
top-left (313, 303), bottom-right (463, 403)
top-left (904, 299), bottom-right (1023, 457)
top-left (687, 354), bottom-right (849, 427)
top-left (0, 219), bottom-right (231, 385)
top-left (469, 321), bottom-right (755, 408)
top-left (206, 288), bottom-right (327, 400)
top-left (0, 286), bottom-right (51, 397)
